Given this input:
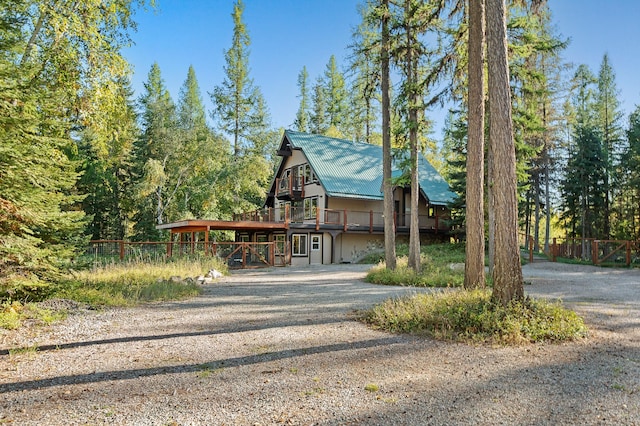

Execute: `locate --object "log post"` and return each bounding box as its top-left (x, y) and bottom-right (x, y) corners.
top-left (369, 210), bottom-right (373, 233)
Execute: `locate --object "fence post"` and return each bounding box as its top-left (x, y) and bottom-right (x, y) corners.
top-left (552, 238), bottom-right (557, 262)
top-left (627, 241), bottom-right (631, 266)
top-left (592, 240), bottom-right (599, 265)
top-left (528, 235), bottom-right (534, 264)
top-left (119, 240), bottom-right (125, 261)
top-left (269, 242), bottom-right (275, 266)
top-left (242, 242), bottom-right (247, 268)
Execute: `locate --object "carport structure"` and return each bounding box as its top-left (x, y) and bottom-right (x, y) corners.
top-left (156, 219), bottom-right (288, 268)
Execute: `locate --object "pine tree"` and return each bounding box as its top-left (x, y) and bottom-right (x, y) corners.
top-left (132, 63), bottom-right (179, 239)
top-left (560, 64), bottom-right (607, 248)
top-left (1, 0), bottom-right (145, 291)
top-left (310, 76), bottom-right (328, 134)
top-left (294, 66), bottom-right (310, 132)
top-left (595, 54), bottom-right (624, 239)
top-left (210, 0), bottom-right (261, 158)
top-left (619, 106), bottom-right (640, 239)
top-left (323, 55), bottom-right (349, 136)
top-left (487, 0), bottom-right (524, 305)
top-left (176, 66), bottom-right (230, 220)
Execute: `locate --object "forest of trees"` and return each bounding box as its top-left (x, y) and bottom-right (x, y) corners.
top-left (2, 0), bottom-right (640, 292)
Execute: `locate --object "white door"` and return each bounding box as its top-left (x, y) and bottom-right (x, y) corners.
top-left (310, 234), bottom-right (322, 264)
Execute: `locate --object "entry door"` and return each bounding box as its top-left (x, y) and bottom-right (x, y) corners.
top-left (310, 234), bottom-right (322, 264)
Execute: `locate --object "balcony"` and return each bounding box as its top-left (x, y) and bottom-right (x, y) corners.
top-left (234, 207), bottom-right (450, 234)
top-left (275, 174), bottom-right (305, 201)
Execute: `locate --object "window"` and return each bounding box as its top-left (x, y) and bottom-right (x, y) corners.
top-left (292, 234), bottom-right (308, 256)
top-left (304, 196), bottom-right (318, 220)
top-left (311, 235), bottom-right (321, 251)
top-left (428, 206), bottom-right (436, 218)
top-left (279, 169), bottom-right (291, 191)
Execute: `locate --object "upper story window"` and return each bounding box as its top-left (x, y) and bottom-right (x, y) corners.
top-left (304, 196), bottom-right (318, 220)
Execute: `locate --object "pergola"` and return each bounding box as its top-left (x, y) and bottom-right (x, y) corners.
top-left (156, 219), bottom-right (287, 242)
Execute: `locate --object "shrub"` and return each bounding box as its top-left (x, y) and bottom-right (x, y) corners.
top-left (366, 255), bottom-right (464, 287)
top-left (362, 290), bottom-right (588, 345)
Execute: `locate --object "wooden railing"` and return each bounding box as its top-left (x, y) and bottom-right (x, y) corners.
top-left (523, 235), bottom-right (640, 267)
top-left (233, 206), bottom-right (449, 233)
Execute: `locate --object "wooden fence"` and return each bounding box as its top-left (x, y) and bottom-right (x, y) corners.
top-left (523, 236), bottom-right (640, 267)
top-left (86, 240), bottom-right (287, 269)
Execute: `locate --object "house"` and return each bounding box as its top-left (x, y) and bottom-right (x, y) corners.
top-left (157, 130), bottom-right (456, 266)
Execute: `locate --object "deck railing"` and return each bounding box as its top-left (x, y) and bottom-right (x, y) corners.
top-left (233, 206), bottom-right (449, 233)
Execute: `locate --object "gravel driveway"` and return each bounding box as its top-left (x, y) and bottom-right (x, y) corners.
top-left (1, 261), bottom-right (639, 425)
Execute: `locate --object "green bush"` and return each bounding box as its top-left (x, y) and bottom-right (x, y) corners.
top-left (366, 253), bottom-right (464, 288)
top-left (362, 290), bottom-right (588, 345)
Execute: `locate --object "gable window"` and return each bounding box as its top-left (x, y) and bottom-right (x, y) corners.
top-left (304, 196), bottom-right (318, 220)
top-left (292, 234), bottom-right (308, 256)
top-left (279, 169), bottom-right (291, 191)
top-left (305, 164), bottom-right (318, 184)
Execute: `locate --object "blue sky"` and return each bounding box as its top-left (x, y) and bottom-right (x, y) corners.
top-left (123, 0), bottom-right (640, 140)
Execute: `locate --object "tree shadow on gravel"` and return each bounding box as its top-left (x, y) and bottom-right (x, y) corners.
top-left (312, 341), bottom-right (640, 425)
top-left (0, 316), bottom-right (347, 356)
top-left (0, 336), bottom-right (405, 394)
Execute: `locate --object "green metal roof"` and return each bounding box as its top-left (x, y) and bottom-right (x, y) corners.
top-left (283, 130), bottom-right (456, 205)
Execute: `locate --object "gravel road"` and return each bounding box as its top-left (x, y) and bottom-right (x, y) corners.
top-left (1, 261), bottom-right (639, 425)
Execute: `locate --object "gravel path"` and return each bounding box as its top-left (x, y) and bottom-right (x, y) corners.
top-left (1, 262), bottom-right (639, 425)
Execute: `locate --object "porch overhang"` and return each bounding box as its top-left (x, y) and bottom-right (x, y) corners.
top-left (156, 219), bottom-right (288, 234)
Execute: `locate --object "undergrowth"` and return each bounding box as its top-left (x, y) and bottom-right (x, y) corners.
top-left (365, 243), bottom-right (466, 287)
top-left (0, 300), bottom-right (66, 330)
top-left (1, 257), bottom-right (227, 329)
top-left (362, 289), bottom-right (588, 345)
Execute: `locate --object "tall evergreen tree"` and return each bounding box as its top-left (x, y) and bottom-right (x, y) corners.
top-left (487, 0), bottom-right (524, 305)
top-left (310, 76), bottom-right (328, 134)
top-left (323, 55), bottom-right (349, 136)
top-left (560, 64), bottom-right (607, 245)
top-left (132, 63), bottom-right (180, 239)
top-left (619, 105), bottom-right (640, 240)
top-left (175, 66), bottom-right (230, 220)
top-left (210, 0), bottom-right (259, 158)
top-left (294, 66), bottom-right (310, 132)
top-left (1, 0), bottom-right (147, 290)
top-left (595, 54), bottom-right (624, 239)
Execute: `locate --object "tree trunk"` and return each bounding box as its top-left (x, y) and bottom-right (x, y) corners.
top-left (381, 0), bottom-right (396, 270)
top-left (486, 0), bottom-right (523, 305)
top-left (534, 173), bottom-right (541, 252)
top-left (544, 160), bottom-right (551, 253)
top-left (464, 0), bottom-right (486, 289)
top-left (406, 0), bottom-right (421, 272)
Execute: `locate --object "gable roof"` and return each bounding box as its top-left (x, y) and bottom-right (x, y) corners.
top-left (274, 130), bottom-right (456, 205)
